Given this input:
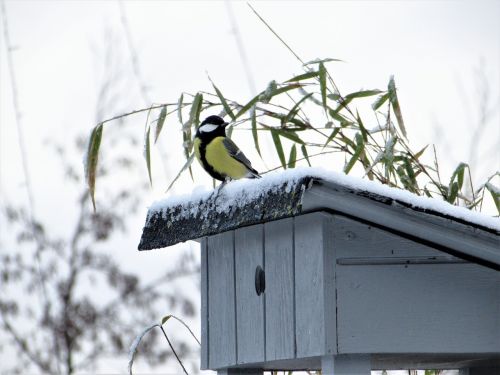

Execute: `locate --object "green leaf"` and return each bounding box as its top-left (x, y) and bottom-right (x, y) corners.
top-left (155, 105), bottom-right (167, 143)
top-left (177, 93), bottom-right (184, 124)
top-left (271, 129), bottom-right (286, 169)
top-left (284, 93), bottom-right (313, 125)
top-left (288, 144), bottom-right (297, 168)
top-left (161, 315), bottom-right (172, 325)
top-left (356, 109), bottom-right (368, 142)
top-left (166, 154), bottom-right (195, 193)
top-left (189, 93), bottom-right (203, 128)
top-left (212, 83), bottom-right (235, 120)
top-left (449, 162), bottom-right (468, 190)
top-left (301, 144), bottom-right (311, 166)
top-left (328, 107), bottom-right (348, 123)
top-left (403, 156), bottom-right (417, 188)
top-left (485, 183), bottom-right (500, 215)
top-left (319, 62), bottom-right (327, 110)
top-left (85, 123), bottom-right (103, 211)
top-left (414, 144), bottom-right (429, 160)
top-left (372, 92), bottom-right (390, 110)
top-left (388, 75), bottom-right (407, 138)
top-left (285, 70), bottom-right (319, 82)
top-left (235, 93), bottom-right (261, 119)
top-left (344, 133), bottom-right (364, 174)
top-left (145, 126), bottom-right (152, 186)
top-left (274, 129), bottom-right (305, 144)
top-left (323, 127), bottom-right (340, 149)
top-left (303, 57), bottom-right (343, 65)
top-left (251, 108), bottom-right (261, 157)
top-left (345, 89), bottom-right (383, 100)
top-left (447, 181), bottom-right (459, 204)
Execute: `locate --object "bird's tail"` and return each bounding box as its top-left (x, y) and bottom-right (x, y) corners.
top-left (247, 168), bottom-right (261, 179)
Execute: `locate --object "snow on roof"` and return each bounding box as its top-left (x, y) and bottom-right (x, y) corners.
top-left (148, 167), bottom-right (500, 232)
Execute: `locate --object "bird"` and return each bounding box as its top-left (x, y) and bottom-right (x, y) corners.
top-left (194, 115), bottom-right (260, 184)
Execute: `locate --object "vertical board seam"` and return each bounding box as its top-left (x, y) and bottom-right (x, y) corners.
top-left (262, 224), bottom-right (267, 362)
top-left (232, 230), bottom-right (238, 364)
top-left (292, 216), bottom-right (297, 358)
top-left (205, 238), bottom-right (210, 368)
top-left (333, 217), bottom-right (339, 354)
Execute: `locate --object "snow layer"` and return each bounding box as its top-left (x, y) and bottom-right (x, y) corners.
top-left (149, 167), bottom-right (500, 232)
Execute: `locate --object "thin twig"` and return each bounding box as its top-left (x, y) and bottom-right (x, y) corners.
top-left (160, 326), bottom-right (189, 375)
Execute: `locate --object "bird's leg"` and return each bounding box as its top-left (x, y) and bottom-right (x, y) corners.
top-left (208, 178), bottom-right (230, 204)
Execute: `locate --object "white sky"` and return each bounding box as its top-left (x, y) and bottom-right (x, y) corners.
top-left (0, 0), bottom-right (499, 373)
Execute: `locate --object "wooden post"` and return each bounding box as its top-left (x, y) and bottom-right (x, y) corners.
top-left (217, 369), bottom-right (262, 375)
top-left (459, 367), bottom-right (500, 375)
top-left (321, 355), bottom-right (371, 375)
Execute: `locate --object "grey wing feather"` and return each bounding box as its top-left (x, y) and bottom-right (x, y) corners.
top-left (223, 138), bottom-right (260, 176)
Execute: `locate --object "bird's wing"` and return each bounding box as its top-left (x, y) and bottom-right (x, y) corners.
top-left (223, 138), bottom-right (258, 174)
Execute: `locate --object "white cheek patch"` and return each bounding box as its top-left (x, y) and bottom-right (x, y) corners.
top-left (199, 124), bottom-right (219, 133)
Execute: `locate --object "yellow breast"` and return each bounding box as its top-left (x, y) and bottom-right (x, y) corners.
top-left (205, 137), bottom-right (248, 179)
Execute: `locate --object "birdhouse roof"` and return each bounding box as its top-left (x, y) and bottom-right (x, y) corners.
top-left (138, 167), bottom-right (499, 270)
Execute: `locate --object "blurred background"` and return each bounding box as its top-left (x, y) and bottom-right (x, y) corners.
top-left (0, 1), bottom-right (498, 374)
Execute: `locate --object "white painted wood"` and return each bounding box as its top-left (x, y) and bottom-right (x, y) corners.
top-left (321, 354), bottom-right (371, 374)
top-left (264, 218), bottom-right (295, 361)
top-left (208, 231), bottom-right (236, 369)
top-left (294, 213), bottom-right (336, 357)
top-left (333, 216), bottom-right (500, 354)
top-left (234, 225), bottom-right (265, 364)
top-left (218, 369), bottom-right (263, 375)
top-left (200, 237), bottom-right (209, 369)
top-left (302, 183), bottom-right (500, 270)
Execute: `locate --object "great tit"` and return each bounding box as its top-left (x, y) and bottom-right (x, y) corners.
top-left (194, 115), bottom-right (260, 182)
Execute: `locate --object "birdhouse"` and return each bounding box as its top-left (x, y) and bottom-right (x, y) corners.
top-left (138, 169), bottom-right (500, 375)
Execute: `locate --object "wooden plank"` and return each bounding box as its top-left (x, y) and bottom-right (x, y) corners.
top-left (264, 218), bottom-right (295, 361)
top-left (294, 213), bottom-right (336, 357)
top-left (208, 231), bottom-right (236, 368)
top-left (200, 237), bottom-right (209, 369)
top-left (334, 217), bottom-right (500, 353)
top-left (321, 355), bottom-right (371, 375)
top-left (332, 214), bottom-right (452, 260)
top-left (234, 224), bottom-right (265, 364)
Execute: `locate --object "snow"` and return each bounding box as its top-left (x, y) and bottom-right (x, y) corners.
top-left (148, 167), bottom-right (500, 232)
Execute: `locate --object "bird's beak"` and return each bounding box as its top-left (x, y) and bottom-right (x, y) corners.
top-left (222, 122), bottom-right (229, 128)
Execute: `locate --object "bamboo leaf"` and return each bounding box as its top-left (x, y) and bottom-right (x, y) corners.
top-left (165, 154), bottom-right (195, 193)
top-left (301, 144), bottom-right (311, 166)
top-left (154, 105), bottom-right (167, 143)
top-left (485, 183), bottom-right (500, 215)
top-left (414, 144), bottom-right (429, 160)
top-left (189, 93), bottom-right (203, 128)
top-left (319, 62), bottom-right (327, 110)
top-left (271, 129), bottom-right (286, 169)
top-left (345, 89), bottom-right (383, 100)
top-left (449, 162), bottom-right (468, 190)
top-left (177, 93), bottom-right (184, 124)
top-left (344, 133), bottom-right (364, 174)
top-left (275, 129), bottom-right (305, 144)
top-left (161, 315), bottom-right (172, 326)
top-left (285, 70), bottom-right (319, 82)
top-left (356, 109), bottom-right (368, 142)
top-left (235, 93), bottom-right (261, 119)
top-left (372, 92), bottom-right (390, 110)
top-left (288, 144), bottom-right (297, 168)
top-left (212, 83), bottom-right (235, 120)
top-left (251, 108), bottom-right (261, 157)
top-left (328, 108), bottom-right (348, 123)
top-left (303, 57), bottom-right (343, 66)
top-left (284, 93), bottom-right (313, 124)
top-left (447, 181), bottom-right (459, 204)
top-left (323, 127), bottom-right (340, 149)
top-left (145, 126), bottom-right (152, 186)
top-left (388, 75), bottom-right (407, 138)
top-left (85, 123), bottom-right (103, 211)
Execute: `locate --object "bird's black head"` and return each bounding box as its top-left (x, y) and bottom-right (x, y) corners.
top-left (196, 115), bottom-right (229, 140)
